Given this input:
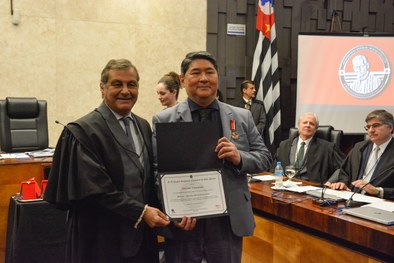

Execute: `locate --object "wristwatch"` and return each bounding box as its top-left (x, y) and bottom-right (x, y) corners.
top-left (377, 187), bottom-right (384, 198)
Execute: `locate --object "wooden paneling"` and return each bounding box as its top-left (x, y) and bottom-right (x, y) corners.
top-left (207, 0), bottom-right (394, 141)
top-left (248, 179), bottom-right (394, 262)
top-left (242, 215), bottom-right (381, 263)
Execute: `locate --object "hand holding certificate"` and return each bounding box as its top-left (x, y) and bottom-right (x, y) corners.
top-left (156, 122), bottom-right (228, 220)
top-left (160, 170), bottom-right (227, 219)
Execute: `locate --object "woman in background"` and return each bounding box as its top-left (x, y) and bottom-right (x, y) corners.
top-left (156, 71), bottom-right (180, 108)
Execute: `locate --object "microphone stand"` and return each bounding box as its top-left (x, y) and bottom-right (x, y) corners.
top-left (312, 186), bottom-right (338, 207)
top-left (312, 164), bottom-right (338, 207)
top-left (312, 186), bottom-right (327, 206)
top-left (248, 174), bottom-right (260, 183)
top-left (345, 182), bottom-right (370, 208)
top-left (345, 156), bottom-right (392, 208)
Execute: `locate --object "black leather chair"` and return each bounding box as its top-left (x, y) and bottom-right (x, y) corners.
top-left (288, 125), bottom-right (343, 146)
top-left (0, 97), bottom-right (48, 152)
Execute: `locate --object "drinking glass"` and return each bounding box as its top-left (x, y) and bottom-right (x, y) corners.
top-left (285, 165), bottom-right (296, 183)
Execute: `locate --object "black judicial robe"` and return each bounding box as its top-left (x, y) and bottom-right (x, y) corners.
top-left (44, 103), bottom-right (159, 263)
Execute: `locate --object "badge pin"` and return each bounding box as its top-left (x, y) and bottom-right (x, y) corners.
top-left (231, 132), bottom-right (239, 139)
top-left (230, 119), bottom-right (238, 140)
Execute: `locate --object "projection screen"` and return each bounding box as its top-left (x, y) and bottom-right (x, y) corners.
top-left (296, 33), bottom-right (393, 134)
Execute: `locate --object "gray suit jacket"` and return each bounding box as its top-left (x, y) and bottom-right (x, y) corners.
top-left (152, 100), bottom-right (272, 236)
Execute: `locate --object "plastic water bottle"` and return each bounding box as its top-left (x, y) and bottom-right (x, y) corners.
top-left (274, 161), bottom-right (284, 188)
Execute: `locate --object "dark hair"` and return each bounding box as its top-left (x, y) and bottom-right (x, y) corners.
top-left (101, 59), bottom-right (139, 84)
top-left (366, 110), bottom-right (394, 133)
top-left (240, 80), bottom-right (254, 93)
top-left (181, 51), bottom-right (218, 75)
top-left (157, 71), bottom-right (181, 99)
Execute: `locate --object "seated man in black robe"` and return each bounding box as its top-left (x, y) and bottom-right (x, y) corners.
top-left (274, 112), bottom-right (345, 184)
top-left (44, 59), bottom-right (170, 263)
top-left (327, 110), bottom-right (394, 199)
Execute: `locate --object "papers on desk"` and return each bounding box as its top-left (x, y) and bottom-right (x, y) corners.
top-left (0, 153), bottom-right (30, 159)
top-left (251, 175), bottom-right (276, 181)
top-left (331, 190), bottom-right (383, 204)
top-left (283, 185), bottom-right (320, 193)
top-left (26, 148), bottom-right (54, 158)
top-left (364, 201), bottom-right (394, 212)
top-left (0, 148), bottom-right (54, 159)
top-left (303, 188), bottom-right (384, 203)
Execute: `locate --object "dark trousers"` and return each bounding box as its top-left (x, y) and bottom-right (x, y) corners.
top-left (164, 216), bottom-right (242, 263)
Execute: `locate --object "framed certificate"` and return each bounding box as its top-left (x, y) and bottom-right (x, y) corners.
top-left (160, 170), bottom-right (228, 219)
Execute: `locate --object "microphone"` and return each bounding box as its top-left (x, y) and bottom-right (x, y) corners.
top-left (345, 182), bottom-right (370, 208)
top-left (312, 186), bottom-right (327, 206)
top-left (345, 157), bottom-right (393, 208)
top-left (294, 159), bottom-right (307, 179)
top-left (248, 173), bottom-right (260, 184)
top-left (55, 120), bottom-right (66, 127)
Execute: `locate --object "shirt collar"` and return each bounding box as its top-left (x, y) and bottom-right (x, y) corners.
top-left (242, 97), bottom-right (250, 103)
top-left (373, 137), bottom-right (392, 154)
top-left (298, 136), bottom-right (312, 147)
top-left (188, 98), bottom-right (219, 112)
top-left (104, 102), bottom-right (133, 121)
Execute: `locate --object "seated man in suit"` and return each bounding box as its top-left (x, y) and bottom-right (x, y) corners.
top-left (327, 110), bottom-right (394, 199)
top-left (231, 80), bottom-right (266, 136)
top-left (274, 112), bottom-right (345, 184)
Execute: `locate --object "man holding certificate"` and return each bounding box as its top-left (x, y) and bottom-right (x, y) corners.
top-left (152, 51), bottom-right (272, 263)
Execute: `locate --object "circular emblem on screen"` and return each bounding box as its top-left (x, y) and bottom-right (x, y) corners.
top-left (338, 45), bottom-right (391, 99)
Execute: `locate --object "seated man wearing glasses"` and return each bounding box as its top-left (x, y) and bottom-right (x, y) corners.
top-left (326, 110), bottom-right (394, 199)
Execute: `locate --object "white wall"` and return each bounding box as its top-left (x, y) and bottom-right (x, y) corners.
top-left (0, 0), bottom-right (207, 146)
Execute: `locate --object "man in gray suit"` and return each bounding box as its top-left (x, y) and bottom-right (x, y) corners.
top-left (152, 51), bottom-right (272, 263)
top-left (232, 80), bottom-right (266, 136)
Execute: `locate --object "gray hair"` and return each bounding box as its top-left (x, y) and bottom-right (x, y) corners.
top-left (298, 112), bottom-right (319, 127)
top-left (366, 110), bottom-right (394, 132)
top-left (100, 59), bottom-right (140, 84)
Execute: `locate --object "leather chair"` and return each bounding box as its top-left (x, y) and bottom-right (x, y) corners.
top-left (0, 97), bottom-right (48, 152)
top-left (288, 125), bottom-right (343, 146)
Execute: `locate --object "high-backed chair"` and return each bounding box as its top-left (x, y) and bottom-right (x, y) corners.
top-left (0, 97), bottom-right (48, 153)
top-left (288, 125), bottom-right (343, 146)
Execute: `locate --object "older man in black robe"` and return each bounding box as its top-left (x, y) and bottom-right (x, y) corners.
top-left (45, 59), bottom-right (170, 263)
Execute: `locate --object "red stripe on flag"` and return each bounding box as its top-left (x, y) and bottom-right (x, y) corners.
top-left (256, 1), bottom-right (275, 40)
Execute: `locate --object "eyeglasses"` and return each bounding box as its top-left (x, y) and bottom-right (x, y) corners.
top-left (364, 123), bottom-right (384, 131)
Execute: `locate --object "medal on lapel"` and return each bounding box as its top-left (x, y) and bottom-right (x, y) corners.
top-left (230, 119), bottom-right (239, 139)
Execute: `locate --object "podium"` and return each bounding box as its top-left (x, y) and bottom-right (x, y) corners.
top-left (5, 196), bottom-right (67, 263)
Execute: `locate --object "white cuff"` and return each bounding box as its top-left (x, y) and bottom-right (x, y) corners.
top-left (134, 204), bottom-right (148, 229)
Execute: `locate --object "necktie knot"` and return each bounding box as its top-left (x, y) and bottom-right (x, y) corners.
top-left (244, 100), bottom-right (251, 110)
top-left (198, 108), bottom-right (212, 122)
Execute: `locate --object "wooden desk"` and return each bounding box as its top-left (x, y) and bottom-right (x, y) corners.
top-left (245, 179), bottom-right (394, 262)
top-left (0, 158), bottom-right (52, 263)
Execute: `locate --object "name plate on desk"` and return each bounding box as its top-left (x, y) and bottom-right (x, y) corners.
top-left (160, 170), bottom-right (227, 220)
